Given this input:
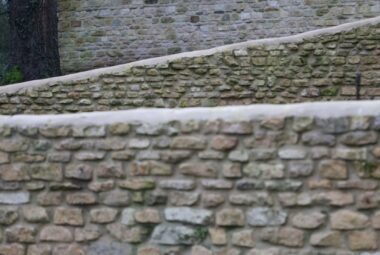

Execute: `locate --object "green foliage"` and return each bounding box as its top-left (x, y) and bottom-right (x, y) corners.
top-left (320, 87), bottom-right (339, 96)
top-left (1, 66), bottom-right (24, 85)
top-left (354, 161), bottom-right (377, 177)
top-left (179, 227), bottom-right (208, 243)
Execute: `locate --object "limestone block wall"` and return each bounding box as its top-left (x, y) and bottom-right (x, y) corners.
top-left (0, 101), bottom-right (380, 255)
top-left (0, 17), bottom-right (380, 115)
top-left (57, 0), bottom-right (380, 72)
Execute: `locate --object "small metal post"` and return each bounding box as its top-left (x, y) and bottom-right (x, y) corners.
top-left (355, 66), bottom-right (361, 100)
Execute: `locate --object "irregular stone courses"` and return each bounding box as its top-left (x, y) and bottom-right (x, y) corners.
top-left (1, 19), bottom-right (380, 114)
top-left (57, 0), bottom-right (380, 72)
top-left (0, 113), bottom-right (380, 254)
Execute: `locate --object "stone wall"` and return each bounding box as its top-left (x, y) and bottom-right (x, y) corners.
top-left (0, 101), bottom-right (380, 255)
top-left (57, 0), bottom-right (380, 73)
top-left (0, 17), bottom-right (379, 115)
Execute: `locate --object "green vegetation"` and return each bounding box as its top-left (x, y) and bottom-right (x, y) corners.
top-left (179, 227), bottom-right (208, 243)
top-left (1, 66), bottom-right (24, 85)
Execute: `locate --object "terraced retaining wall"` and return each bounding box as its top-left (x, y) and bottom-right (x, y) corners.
top-left (0, 101), bottom-right (380, 255)
top-left (1, 17), bottom-right (380, 115)
top-left (57, 0), bottom-right (380, 72)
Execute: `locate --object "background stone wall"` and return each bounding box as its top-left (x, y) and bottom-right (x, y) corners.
top-left (0, 102), bottom-right (380, 255)
top-left (0, 18), bottom-right (379, 115)
top-left (57, 0), bottom-right (380, 73)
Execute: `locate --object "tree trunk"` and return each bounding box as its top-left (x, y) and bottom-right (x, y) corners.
top-left (8, 0), bottom-right (61, 81)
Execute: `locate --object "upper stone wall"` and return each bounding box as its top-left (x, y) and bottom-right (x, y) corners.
top-left (0, 17), bottom-right (379, 115)
top-left (58, 0), bottom-right (380, 72)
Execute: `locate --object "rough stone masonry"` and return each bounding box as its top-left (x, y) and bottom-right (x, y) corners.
top-left (0, 101), bottom-right (380, 254)
top-left (1, 17), bottom-right (380, 115)
top-left (57, 0), bottom-right (380, 72)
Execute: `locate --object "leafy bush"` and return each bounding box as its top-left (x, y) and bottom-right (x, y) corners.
top-left (1, 66), bottom-right (24, 85)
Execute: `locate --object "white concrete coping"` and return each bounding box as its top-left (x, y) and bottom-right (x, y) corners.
top-left (0, 15), bottom-right (379, 94)
top-left (0, 101), bottom-right (379, 127)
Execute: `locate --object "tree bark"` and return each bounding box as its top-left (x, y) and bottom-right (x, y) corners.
top-left (8, 0), bottom-right (61, 81)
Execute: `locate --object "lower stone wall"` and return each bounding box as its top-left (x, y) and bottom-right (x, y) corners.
top-left (0, 102), bottom-right (380, 255)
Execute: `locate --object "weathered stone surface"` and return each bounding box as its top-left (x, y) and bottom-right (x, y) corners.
top-left (97, 162), bottom-right (125, 178)
top-left (27, 244), bottom-right (52, 255)
top-left (88, 237), bottom-right (132, 255)
top-left (260, 118), bottom-right (285, 130)
top-left (53, 207), bottom-right (84, 226)
top-left (171, 136), bottom-right (206, 149)
top-left (109, 123), bottom-right (130, 135)
top-left (318, 160), bottom-right (348, 179)
top-left (65, 163), bottom-right (93, 180)
top-left (293, 117), bottom-right (314, 132)
top-left (331, 210), bottom-right (369, 230)
top-left (216, 208), bottom-right (245, 226)
top-left (66, 192), bottom-right (97, 205)
top-left (5, 225), bottom-right (35, 244)
top-left (201, 180), bottom-right (233, 190)
top-left (40, 226), bottom-right (73, 242)
top-left (101, 190), bottom-right (130, 206)
top-left (373, 211), bottom-right (380, 229)
top-left (119, 179), bottom-right (156, 190)
top-left (137, 247), bottom-right (161, 255)
top-left (291, 212), bottom-right (326, 229)
top-left (341, 131), bottom-right (377, 146)
top-left (223, 163), bottom-right (242, 178)
top-left (29, 164), bottom-right (63, 181)
top-left (310, 231), bottom-right (342, 247)
top-left (90, 208), bottom-right (118, 223)
top-left (131, 161), bottom-right (172, 176)
top-left (191, 245), bottom-right (212, 255)
top-left (52, 244), bottom-right (86, 255)
top-left (165, 207), bottom-right (212, 225)
top-left (221, 122), bottom-right (252, 134)
top-left (247, 207), bottom-right (287, 226)
top-left (228, 150), bottom-right (249, 162)
top-left (232, 229), bottom-right (255, 248)
top-left (75, 151), bottom-right (106, 161)
top-left (209, 228), bottom-right (227, 245)
top-left (0, 192), bottom-right (29, 204)
top-left (22, 206), bottom-right (48, 223)
top-left (348, 231), bottom-right (377, 250)
top-left (243, 162), bottom-right (284, 179)
top-left (88, 180), bottom-right (115, 192)
top-left (0, 165), bottom-right (29, 181)
top-left (75, 225), bottom-right (102, 242)
top-left (202, 193), bottom-right (225, 208)
top-left (73, 126), bottom-right (106, 137)
top-left (230, 193), bottom-right (273, 206)
top-left (211, 136), bottom-right (238, 150)
top-left (151, 224), bottom-right (195, 245)
top-left (0, 207), bottom-right (18, 225)
top-left (160, 180), bottom-right (195, 190)
top-left (246, 248), bottom-right (280, 255)
top-left (128, 138), bottom-right (150, 149)
top-left (37, 192), bottom-right (62, 206)
top-left (0, 244), bottom-right (25, 255)
top-left (288, 161), bottom-right (313, 178)
top-left (135, 208), bottom-right (161, 224)
top-left (170, 192), bottom-right (199, 206)
top-left (106, 224), bottom-right (146, 243)
top-left (312, 191), bottom-right (354, 206)
top-left (261, 227), bottom-right (304, 247)
top-left (121, 209), bottom-right (136, 226)
top-left (179, 163), bottom-right (217, 177)
top-left (333, 148), bottom-right (367, 160)
top-left (0, 139), bottom-right (28, 152)
top-left (302, 131), bottom-right (335, 146)
top-left (278, 147), bottom-right (307, 159)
